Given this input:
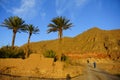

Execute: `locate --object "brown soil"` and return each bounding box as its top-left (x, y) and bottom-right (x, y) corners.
top-left (0, 53), bottom-right (120, 80)
top-left (0, 54), bottom-right (82, 79)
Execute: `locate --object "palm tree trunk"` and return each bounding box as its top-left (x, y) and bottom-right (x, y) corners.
top-left (12, 31), bottom-right (16, 49)
top-left (28, 33), bottom-right (31, 48)
top-left (26, 33), bottom-right (31, 58)
top-left (59, 28), bottom-right (62, 43)
top-left (58, 28), bottom-right (63, 54)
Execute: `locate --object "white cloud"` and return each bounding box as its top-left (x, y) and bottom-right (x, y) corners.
top-left (55, 0), bottom-right (89, 15)
top-left (40, 11), bottom-right (46, 20)
top-left (0, 0), bottom-right (13, 12)
top-left (12, 0), bottom-right (36, 19)
top-left (56, 0), bottom-right (71, 15)
top-left (0, 0), bottom-right (45, 20)
top-left (75, 0), bottom-right (88, 7)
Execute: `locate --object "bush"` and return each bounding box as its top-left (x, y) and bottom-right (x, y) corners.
top-left (0, 46), bottom-right (25, 58)
top-left (61, 54), bottom-right (67, 61)
top-left (43, 49), bottom-right (56, 58)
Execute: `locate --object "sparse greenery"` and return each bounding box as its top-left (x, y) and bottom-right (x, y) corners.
top-left (0, 46), bottom-right (25, 58)
top-left (61, 54), bottom-right (67, 61)
top-left (43, 49), bottom-right (56, 58)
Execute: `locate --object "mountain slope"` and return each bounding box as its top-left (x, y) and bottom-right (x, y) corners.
top-left (22, 27), bottom-right (120, 59)
top-left (74, 27), bottom-right (120, 54)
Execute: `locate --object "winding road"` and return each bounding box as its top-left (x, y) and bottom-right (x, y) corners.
top-left (72, 63), bottom-right (120, 80)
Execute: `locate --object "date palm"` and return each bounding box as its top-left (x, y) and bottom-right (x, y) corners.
top-left (1, 16), bottom-right (26, 49)
top-left (23, 24), bottom-right (39, 58)
top-left (47, 16), bottom-right (73, 42)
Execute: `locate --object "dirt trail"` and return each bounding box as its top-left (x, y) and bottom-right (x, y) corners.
top-left (72, 63), bottom-right (120, 80)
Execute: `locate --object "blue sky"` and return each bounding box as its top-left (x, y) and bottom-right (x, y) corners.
top-left (0, 0), bottom-right (120, 47)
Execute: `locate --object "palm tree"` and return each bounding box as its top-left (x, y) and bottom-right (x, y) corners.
top-left (23, 24), bottom-right (39, 58)
top-left (1, 16), bottom-right (26, 49)
top-left (47, 16), bottom-right (73, 42)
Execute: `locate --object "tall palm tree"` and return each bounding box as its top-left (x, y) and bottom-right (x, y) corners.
top-left (23, 24), bottom-right (39, 58)
top-left (47, 16), bottom-right (73, 42)
top-left (1, 16), bottom-right (26, 49)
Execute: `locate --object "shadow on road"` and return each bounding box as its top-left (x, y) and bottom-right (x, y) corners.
top-left (89, 66), bottom-right (120, 80)
top-left (0, 72), bottom-right (83, 80)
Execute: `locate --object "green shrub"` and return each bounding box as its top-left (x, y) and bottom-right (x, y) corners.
top-left (0, 46), bottom-right (25, 58)
top-left (43, 49), bottom-right (56, 58)
top-left (61, 54), bottom-right (67, 61)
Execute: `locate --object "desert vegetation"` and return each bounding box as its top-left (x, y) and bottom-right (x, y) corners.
top-left (0, 16), bottom-right (120, 79)
top-left (0, 46), bottom-right (25, 58)
top-left (43, 49), bottom-right (56, 58)
top-left (1, 16), bottom-right (40, 58)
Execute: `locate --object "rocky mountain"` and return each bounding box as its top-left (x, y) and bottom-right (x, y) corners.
top-left (22, 27), bottom-right (120, 60)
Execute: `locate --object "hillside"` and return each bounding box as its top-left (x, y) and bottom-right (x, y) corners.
top-left (0, 27), bottom-right (120, 79)
top-left (22, 27), bottom-right (120, 60)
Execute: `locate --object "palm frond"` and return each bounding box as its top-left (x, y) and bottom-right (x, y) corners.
top-left (47, 28), bottom-right (58, 33)
top-left (1, 16), bottom-right (26, 32)
top-left (47, 16), bottom-right (73, 34)
top-left (33, 27), bottom-right (40, 34)
top-left (22, 24), bottom-right (40, 34)
top-left (63, 23), bottom-right (73, 30)
top-left (48, 23), bottom-right (57, 28)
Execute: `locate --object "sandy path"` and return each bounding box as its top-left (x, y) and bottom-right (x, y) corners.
top-left (72, 63), bottom-right (120, 80)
